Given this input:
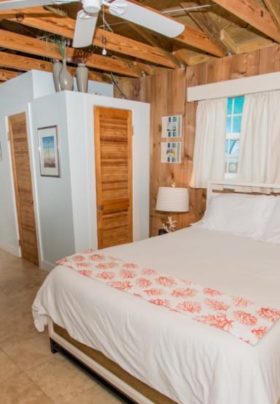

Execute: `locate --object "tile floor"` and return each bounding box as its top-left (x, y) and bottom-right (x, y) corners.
top-left (0, 249), bottom-right (126, 403)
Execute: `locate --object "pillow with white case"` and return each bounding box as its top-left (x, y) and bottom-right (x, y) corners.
top-left (262, 198), bottom-right (280, 243)
top-left (198, 193), bottom-right (276, 239)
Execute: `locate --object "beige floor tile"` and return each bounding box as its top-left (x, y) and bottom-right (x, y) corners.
top-left (0, 349), bottom-right (20, 384)
top-left (56, 384), bottom-right (124, 404)
top-left (3, 333), bottom-right (51, 371)
top-left (0, 373), bottom-right (53, 404)
top-left (26, 354), bottom-right (95, 402)
top-left (0, 310), bottom-right (39, 348)
top-left (0, 248), bottom-right (127, 404)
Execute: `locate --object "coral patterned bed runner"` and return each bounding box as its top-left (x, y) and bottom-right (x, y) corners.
top-left (57, 251), bottom-right (280, 345)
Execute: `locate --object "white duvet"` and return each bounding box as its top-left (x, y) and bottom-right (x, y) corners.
top-left (33, 227), bottom-right (280, 404)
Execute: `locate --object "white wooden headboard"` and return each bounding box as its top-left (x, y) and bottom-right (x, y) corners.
top-left (207, 181), bottom-right (280, 202)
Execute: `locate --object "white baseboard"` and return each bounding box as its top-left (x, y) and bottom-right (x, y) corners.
top-left (0, 242), bottom-right (20, 257)
top-left (40, 259), bottom-right (54, 271)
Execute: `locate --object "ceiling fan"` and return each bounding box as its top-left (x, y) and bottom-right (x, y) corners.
top-left (0, 0), bottom-right (186, 48)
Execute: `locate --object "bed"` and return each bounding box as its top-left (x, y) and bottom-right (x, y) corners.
top-left (33, 182), bottom-right (280, 404)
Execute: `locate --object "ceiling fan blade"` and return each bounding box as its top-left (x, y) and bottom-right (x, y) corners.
top-left (72, 10), bottom-right (98, 48)
top-left (0, 0), bottom-right (77, 10)
top-left (109, 0), bottom-right (185, 38)
top-left (0, 0), bottom-right (53, 10)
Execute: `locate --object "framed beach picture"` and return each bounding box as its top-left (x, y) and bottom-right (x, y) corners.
top-left (161, 141), bottom-right (182, 164)
top-left (38, 126), bottom-right (60, 177)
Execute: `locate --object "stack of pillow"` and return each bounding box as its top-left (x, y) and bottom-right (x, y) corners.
top-left (197, 193), bottom-right (280, 243)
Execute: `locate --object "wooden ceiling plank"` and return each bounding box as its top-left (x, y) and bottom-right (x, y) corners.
top-left (183, 2), bottom-right (231, 55)
top-left (0, 50), bottom-right (108, 82)
top-left (211, 0), bottom-right (280, 43)
top-left (3, 7), bottom-right (178, 68)
top-left (0, 29), bottom-right (141, 77)
top-left (263, 0), bottom-right (280, 29)
top-left (0, 68), bottom-right (19, 81)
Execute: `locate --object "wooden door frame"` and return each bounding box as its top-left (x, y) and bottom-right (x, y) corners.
top-left (6, 111), bottom-right (41, 266)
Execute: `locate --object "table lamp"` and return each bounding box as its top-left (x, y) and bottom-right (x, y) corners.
top-left (156, 186), bottom-right (189, 232)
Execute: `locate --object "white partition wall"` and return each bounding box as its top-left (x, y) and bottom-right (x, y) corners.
top-left (0, 71), bottom-right (118, 267)
top-left (29, 91), bottom-right (150, 269)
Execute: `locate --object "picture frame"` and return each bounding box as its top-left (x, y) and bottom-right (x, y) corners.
top-left (38, 126), bottom-right (60, 177)
top-left (161, 115), bottom-right (182, 138)
top-left (161, 141), bottom-right (182, 164)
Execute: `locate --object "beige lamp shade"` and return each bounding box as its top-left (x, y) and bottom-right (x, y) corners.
top-left (156, 187), bottom-right (189, 212)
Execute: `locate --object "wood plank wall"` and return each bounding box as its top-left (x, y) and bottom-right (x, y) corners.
top-left (116, 43), bottom-right (280, 236)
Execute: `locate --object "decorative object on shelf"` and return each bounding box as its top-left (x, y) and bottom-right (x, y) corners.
top-left (162, 114), bottom-right (182, 138)
top-left (59, 58), bottom-right (74, 91)
top-left (76, 63), bottom-right (89, 93)
top-left (52, 59), bottom-right (62, 92)
top-left (161, 141), bottom-right (182, 164)
top-left (38, 126), bottom-right (60, 177)
top-left (156, 185), bottom-right (189, 232)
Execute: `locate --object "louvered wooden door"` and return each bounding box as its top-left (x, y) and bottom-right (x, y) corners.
top-left (94, 107), bottom-right (133, 249)
top-left (8, 113), bottom-right (39, 265)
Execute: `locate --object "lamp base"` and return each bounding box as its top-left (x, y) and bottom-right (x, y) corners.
top-left (158, 228), bottom-right (168, 235)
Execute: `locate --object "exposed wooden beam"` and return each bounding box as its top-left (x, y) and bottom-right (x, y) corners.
top-left (263, 0), bottom-right (280, 29)
top-left (0, 51), bottom-right (110, 82)
top-left (0, 68), bottom-right (19, 81)
top-left (211, 0), bottom-right (280, 43)
top-left (175, 24), bottom-right (226, 57)
top-left (94, 29), bottom-right (179, 68)
top-left (2, 7), bottom-right (178, 69)
top-left (0, 29), bottom-right (142, 77)
top-left (173, 48), bottom-right (212, 65)
top-left (220, 29), bottom-right (240, 54)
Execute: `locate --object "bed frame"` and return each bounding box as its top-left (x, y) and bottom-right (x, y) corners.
top-left (207, 181), bottom-right (280, 199)
top-left (48, 320), bottom-right (175, 403)
top-left (47, 181), bottom-right (280, 404)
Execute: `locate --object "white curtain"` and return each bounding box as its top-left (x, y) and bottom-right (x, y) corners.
top-left (238, 91), bottom-right (280, 183)
top-left (191, 98), bottom-right (227, 188)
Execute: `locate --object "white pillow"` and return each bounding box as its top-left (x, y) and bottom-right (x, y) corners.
top-left (262, 199), bottom-right (280, 243)
top-left (198, 193), bottom-right (276, 238)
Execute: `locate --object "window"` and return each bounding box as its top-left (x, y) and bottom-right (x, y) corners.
top-left (225, 96), bottom-right (245, 178)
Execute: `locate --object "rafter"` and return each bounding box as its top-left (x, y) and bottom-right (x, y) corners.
top-left (211, 0), bottom-right (280, 43)
top-left (175, 24), bottom-right (226, 57)
top-left (0, 69), bottom-right (19, 81)
top-left (0, 51), bottom-right (110, 82)
top-left (173, 48), bottom-right (212, 65)
top-left (1, 7), bottom-right (178, 69)
top-left (0, 29), bottom-right (142, 77)
top-left (263, 0), bottom-right (280, 29)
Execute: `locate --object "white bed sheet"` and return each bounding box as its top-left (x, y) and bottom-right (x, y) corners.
top-left (33, 227), bottom-right (280, 404)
